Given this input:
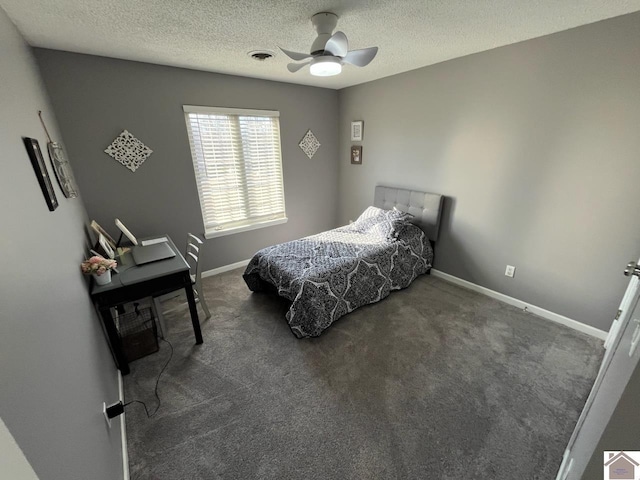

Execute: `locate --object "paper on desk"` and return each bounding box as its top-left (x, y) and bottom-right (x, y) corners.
top-left (141, 237), bottom-right (168, 247)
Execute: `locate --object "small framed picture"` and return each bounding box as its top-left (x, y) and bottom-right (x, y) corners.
top-left (351, 146), bottom-right (363, 165)
top-left (90, 220), bottom-right (117, 250)
top-left (98, 233), bottom-right (116, 259)
top-left (351, 121), bottom-right (363, 141)
top-left (23, 137), bottom-right (58, 211)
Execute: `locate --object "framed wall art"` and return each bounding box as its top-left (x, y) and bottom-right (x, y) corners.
top-left (39, 110), bottom-right (79, 198)
top-left (23, 137), bottom-right (58, 211)
top-left (351, 121), bottom-right (363, 141)
top-left (47, 142), bottom-right (79, 199)
top-left (351, 145), bottom-right (363, 165)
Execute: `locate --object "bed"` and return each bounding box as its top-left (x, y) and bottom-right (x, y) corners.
top-left (243, 186), bottom-right (444, 338)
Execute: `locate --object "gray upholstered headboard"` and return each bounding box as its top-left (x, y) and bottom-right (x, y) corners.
top-left (374, 185), bottom-right (444, 242)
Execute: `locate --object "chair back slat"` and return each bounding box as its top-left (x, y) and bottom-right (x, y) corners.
top-left (187, 233), bottom-right (203, 246)
top-left (185, 233), bottom-right (204, 282)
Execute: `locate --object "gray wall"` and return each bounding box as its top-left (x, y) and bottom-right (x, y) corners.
top-left (34, 50), bottom-right (340, 271)
top-left (0, 9), bottom-right (122, 480)
top-left (337, 12), bottom-right (640, 331)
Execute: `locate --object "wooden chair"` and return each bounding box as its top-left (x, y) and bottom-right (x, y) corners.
top-left (153, 233), bottom-right (211, 338)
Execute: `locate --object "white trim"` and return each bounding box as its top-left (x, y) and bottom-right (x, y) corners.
top-left (118, 371), bottom-right (129, 480)
top-left (204, 217), bottom-right (288, 239)
top-left (182, 105), bottom-right (280, 117)
top-left (202, 259), bottom-right (251, 278)
top-left (555, 449), bottom-right (574, 480)
top-left (430, 269), bottom-right (608, 340)
top-left (0, 417), bottom-right (40, 479)
top-left (604, 319), bottom-right (620, 350)
top-left (197, 261), bottom-right (607, 340)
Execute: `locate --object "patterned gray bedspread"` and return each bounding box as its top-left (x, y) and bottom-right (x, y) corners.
top-left (243, 209), bottom-right (433, 338)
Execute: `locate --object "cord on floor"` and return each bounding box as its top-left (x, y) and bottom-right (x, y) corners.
top-left (124, 337), bottom-right (174, 418)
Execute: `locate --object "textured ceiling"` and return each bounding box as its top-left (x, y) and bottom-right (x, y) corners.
top-left (2, 0), bottom-right (640, 89)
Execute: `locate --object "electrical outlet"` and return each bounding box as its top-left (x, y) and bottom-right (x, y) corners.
top-left (505, 265), bottom-right (516, 278)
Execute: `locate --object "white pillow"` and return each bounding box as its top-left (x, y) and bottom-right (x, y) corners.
top-left (356, 206), bottom-right (386, 222)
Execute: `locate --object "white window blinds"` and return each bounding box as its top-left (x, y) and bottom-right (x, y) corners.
top-left (183, 106), bottom-right (287, 238)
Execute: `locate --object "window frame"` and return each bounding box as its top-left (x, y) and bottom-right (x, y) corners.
top-left (183, 105), bottom-right (287, 239)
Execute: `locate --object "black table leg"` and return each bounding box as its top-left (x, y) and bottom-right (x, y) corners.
top-left (184, 281), bottom-right (203, 344)
top-left (100, 306), bottom-right (130, 375)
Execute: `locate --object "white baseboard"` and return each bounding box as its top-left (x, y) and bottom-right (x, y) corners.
top-left (199, 260), bottom-right (607, 340)
top-left (202, 258), bottom-right (251, 278)
top-left (430, 269), bottom-right (608, 340)
top-left (118, 371), bottom-right (129, 480)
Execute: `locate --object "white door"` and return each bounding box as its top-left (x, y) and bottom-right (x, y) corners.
top-left (556, 258), bottom-right (640, 480)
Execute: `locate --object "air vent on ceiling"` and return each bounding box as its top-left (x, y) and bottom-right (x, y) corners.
top-left (248, 50), bottom-right (275, 61)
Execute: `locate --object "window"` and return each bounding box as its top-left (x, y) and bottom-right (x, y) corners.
top-left (183, 105), bottom-right (287, 238)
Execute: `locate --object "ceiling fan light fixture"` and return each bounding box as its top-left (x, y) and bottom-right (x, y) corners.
top-left (310, 56), bottom-right (342, 76)
top-left (282, 12), bottom-right (377, 76)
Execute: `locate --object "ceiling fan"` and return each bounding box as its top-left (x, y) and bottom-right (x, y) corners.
top-left (280, 12), bottom-right (379, 77)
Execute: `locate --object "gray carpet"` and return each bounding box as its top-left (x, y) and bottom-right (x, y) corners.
top-left (124, 269), bottom-right (603, 480)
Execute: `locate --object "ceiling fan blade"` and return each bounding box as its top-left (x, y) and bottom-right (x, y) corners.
top-left (324, 31), bottom-right (348, 57)
top-left (279, 47), bottom-right (312, 61)
top-left (342, 47), bottom-right (379, 67)
top-left (287, 61), bottom-right (311, 73)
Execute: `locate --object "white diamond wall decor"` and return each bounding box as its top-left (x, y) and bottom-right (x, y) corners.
top-left (104, 130), bottom-right (153, 172)
top-left (299, 129), bottom-right (320, 159)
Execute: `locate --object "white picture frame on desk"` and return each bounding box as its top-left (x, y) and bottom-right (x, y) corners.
top-left (99, 233), bottom-right (115, 259)
top-left (351, 121), bottom-right (363, 141)
top-left (115, 218), bottom-right (138, 246)
top-left (90, 220), bottom-right (117, 249)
